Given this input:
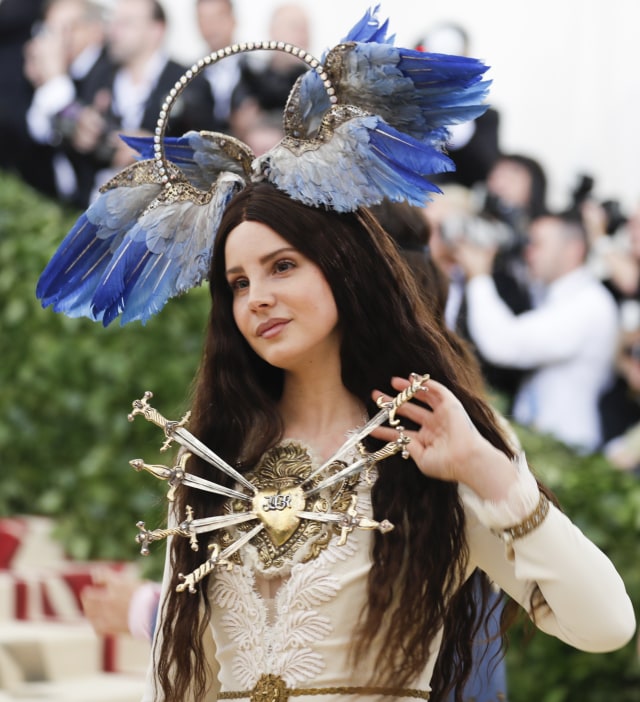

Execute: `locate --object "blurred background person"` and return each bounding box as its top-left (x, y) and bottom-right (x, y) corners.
top-left (70, 0), bottom-right (211, 201)
top-left (24, 0), bottom-right (115, 207)
top-left (593, 201), bottom-right (640, 460)
top-left (0, 0), bottom-right (58, 198)
top-left (600, 325), bottom-right (640, 475)
top-left (195, 0), bottom-right (243, 134)
top-left (231, 3), bottom-right (311, 146)
top-left (582, 189), bottom-right (639, 307)
top-left (471, 152), bottom-right (550, 401)
top-left (423, 179), bottom-right (534, 410)
top-left (480, 153), bottom-right (549, 305)
top-left (456, 211), bottom-right (618, 454)
top-left (422, 184), bottom-right (476, 330)
top-left (415, 21), bottom-right (500, 191)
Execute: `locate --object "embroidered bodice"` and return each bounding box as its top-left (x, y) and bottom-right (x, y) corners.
top-left (205, 440), bottom-right (437, 700)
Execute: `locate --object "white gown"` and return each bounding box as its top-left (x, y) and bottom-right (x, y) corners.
top-left (142, 441), bottom-right (635, 701)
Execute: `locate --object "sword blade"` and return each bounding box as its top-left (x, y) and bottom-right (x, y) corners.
top-left (302, 373), bottom-right (429, 486)
top-left (188, 511), bottom-right (257, 533)
top-left (182, 473), bottom-right (251, 501)
top-left (218, 523), bottom-right (263, 560)
top-left (296, 511), bottom-right (342, 524)
top-left (304, 455), bottom-right (371, 496)
top-left (172, 426), bottom-right (257, 494)
top-left (301, 408), bottom-right (389, 486)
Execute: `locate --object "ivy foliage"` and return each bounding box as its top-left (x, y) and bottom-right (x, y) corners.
top-left (1, 172), bottom-right (639, 698)
top-left (505, 425), bottom-right (640, 702)
top-left (0, 171), bottom-right (209, 569)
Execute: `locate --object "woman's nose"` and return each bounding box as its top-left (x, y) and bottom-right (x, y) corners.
top-left (247, 280), bottom-right (276, 311)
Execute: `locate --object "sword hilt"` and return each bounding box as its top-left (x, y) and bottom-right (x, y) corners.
top-left (128, 391), bottom-right (191, 452)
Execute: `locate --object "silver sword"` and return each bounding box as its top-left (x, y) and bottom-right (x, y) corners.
top-left (301, 372), bottom-right (429, 486)
top-left (128, 391), bottom-right (257, 495)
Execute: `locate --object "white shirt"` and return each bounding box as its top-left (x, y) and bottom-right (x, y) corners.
top-left (91, 51), bottom-right (169, 199)
top-left (204, 54), bottom-right (242, 124)
top-left (26, 44), bottom-right (103, 144)
top-left (465, 267), bottom-right (619, 452)
top-left (111, 50), bottom-right (167, 130)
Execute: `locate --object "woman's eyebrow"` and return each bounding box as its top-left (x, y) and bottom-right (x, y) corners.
top-left (226, 247), bottom-right (297, 275)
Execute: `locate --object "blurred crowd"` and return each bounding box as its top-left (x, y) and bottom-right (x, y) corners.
top-left (1, 0), bottom-right (309, 207)
top-left (3, 1), bottom-right (640, 473)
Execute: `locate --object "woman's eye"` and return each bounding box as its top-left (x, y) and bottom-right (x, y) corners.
top-left (229, 277), bottom-right (249, 292)
top-left (274, 259), bottom-right (295, 274)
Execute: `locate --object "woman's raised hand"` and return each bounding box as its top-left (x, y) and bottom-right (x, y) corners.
top-left (371, 377), bottom-right (516, 499)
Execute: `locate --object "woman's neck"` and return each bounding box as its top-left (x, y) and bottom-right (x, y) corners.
top-left (278, 371), bottom-right (366, 461)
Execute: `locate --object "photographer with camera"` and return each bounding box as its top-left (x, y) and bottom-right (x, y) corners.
top-left (582, 188), bottom-right (637, 305)
top-left (74, 0), bottom-right (217, 203)
top-left (455, 211), bottom-right (619, 454)
top-left (24, 0), bottom-right (115, 208)
top-left (601, 320), bottom-right (640, 475)
top-left (424, 180), bottom-right (534, 411)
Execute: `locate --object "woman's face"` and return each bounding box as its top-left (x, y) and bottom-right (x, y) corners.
top-left (224, 221), bottom-right (340, 373)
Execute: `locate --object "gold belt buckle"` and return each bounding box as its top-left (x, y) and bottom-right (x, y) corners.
top-left (251, 674), bottom-right (289, 702)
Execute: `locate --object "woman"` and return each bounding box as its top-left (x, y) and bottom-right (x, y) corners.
top-left (143, 182), bottom-right (634, 702)
top-left (33, 8), bottom-right (634, 699)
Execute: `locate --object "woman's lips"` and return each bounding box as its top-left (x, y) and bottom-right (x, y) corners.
top-left (256, 318), bottom-right (290, 338)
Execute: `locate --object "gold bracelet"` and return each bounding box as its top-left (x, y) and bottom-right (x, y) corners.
top-left (502, 492), bottom-right (550, 541)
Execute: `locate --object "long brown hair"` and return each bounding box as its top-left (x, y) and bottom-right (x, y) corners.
top-left (155, 183), bottom-right (524, 701)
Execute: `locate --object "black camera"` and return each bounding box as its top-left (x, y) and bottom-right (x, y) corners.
top-left (623, 342), bottom-right (640, 361)
top-left (440, 213), bottom-right (514, 249)
top-left (571, 174), bottom-right (627, 235)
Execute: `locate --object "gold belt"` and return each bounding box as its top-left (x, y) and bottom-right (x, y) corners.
top-left (218, 673), bottom-right (430, 700)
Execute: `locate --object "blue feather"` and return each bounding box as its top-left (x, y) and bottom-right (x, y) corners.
top-left (90, 236), bottom-right (150, 315)
top-left (263, 112), bottom-right (452, 211)
top-left (340, 5), bottom-right (392, 44)
top-left (120, 134), bottom-right (196, 165)
top-left (37, 215), bottom-right (106, 304)
top-left (368, 124), bottom-right (453, 188)
top-left (36, 185), bottom-right (155, 318)
top-left (38, 5), bottom-right (495, 327)
top-left (121, 132), bottom-right (252, 190)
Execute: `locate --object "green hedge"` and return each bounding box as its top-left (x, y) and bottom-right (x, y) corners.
top-left (1, 172), bottom-right (638, 699)
top-left (0, 171), bottom-right (209, 571)
top-left (506, 426), bottom-right (640, 701)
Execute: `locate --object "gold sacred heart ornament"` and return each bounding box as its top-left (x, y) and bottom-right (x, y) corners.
top-left (253, 486), bottom-right (306, 547)
top-left (225, 442), bottom-right (352, 569)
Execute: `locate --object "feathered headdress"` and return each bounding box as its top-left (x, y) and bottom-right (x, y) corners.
top-left (36, 6), bottom-right (490, 326)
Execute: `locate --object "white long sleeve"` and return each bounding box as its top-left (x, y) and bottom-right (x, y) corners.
top-left (464, 460), bottom-right (636, 653)
top-left (465, 270), bottom-right (616, 369)
top-left (465, 269), bottom-right (618, 451)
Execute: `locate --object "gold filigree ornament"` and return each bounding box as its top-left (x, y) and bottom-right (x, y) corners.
top-left (127, 373), bottom-right (429, 592)
top-left (250, 673), bottom-right (288, 702)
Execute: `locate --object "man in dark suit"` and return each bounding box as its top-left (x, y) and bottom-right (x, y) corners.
top-left (66, 0), bottom-right (211, 204)
top-left (25, 0), bottom-right (116, 207)
top-left (1, 0), bottom-right (57, 198)
top-left (193, 0), bottom-right (244, 135)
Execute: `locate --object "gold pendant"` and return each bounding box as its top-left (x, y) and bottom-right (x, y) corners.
top-left (252, 485), bottom-right (306, 547)
top-left (227, 442), bottom-right (354, 569)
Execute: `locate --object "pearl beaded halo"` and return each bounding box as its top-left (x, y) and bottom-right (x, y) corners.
top-left (152, 43), bottom-right (336, 187)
